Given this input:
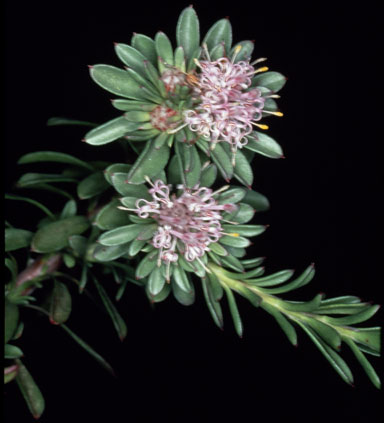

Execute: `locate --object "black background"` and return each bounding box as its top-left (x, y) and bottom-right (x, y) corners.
top-left (3, 0), bottom-right (382, 422)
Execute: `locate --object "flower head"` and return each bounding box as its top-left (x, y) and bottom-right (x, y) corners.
top-left (183, 47), bottom-right (281, 163)
top-left (123, 179), bottom-right (235, 269)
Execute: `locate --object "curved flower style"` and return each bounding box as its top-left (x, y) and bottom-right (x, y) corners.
top-left (182, 50), bottom-right (282, 164)
top-left (96, 174), bottom-right (269, 298)
top-left (84, 6), bottom-right (287, 186)
top-left (122, 179), bottom-right (235, 266)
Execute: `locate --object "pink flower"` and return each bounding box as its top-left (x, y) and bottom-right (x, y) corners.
top-left (182, 50), bottom-right (280, 163)
top-left (122, 179), bottom-right (236, 270)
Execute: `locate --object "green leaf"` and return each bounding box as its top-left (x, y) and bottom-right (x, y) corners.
top-left (174, 46), bottom-right (186, 72)
top-left (16, 172), bottom-right (78, 187)
top-left (5, 300), bottom-right (19, 344)
top-left (147, 265), bottom-right (166, 296)
top-left (224, 203), bottom-right (255, 224)
top-left (246, 269), bottom-right (295, 287)
top-left (262, 303), bottom-right (297, 346)
top-left (112, 99), bottom-right (157, 112)
top-left (114, 43), bottom-right (148, 74)
top-left (209, 242), bottom-right (228, 257)
top-left (46, 117), bottom-right (97, 128)
top-left (104, 163), bottom-right (132, 184)
top-left (219, 235), bottom-right (251, 248)
top-left (342, 327), bottom-right (380, 352)
top-left (322, 305), bottom-right (381, 326)
top-left (60, 199), bottom-right (77, 218)
top-left (4, 344), bottom-right (23, 359)
top-left (84, 116), bottom-right (140, 146)
top-left (207, 271), bottom-right (224, 301)
top-left (126, 139), bottom-right (170, 184)
top-left (147, 282), bottom-right (171, 303)
top-left (5, 228), bottom-right (33, 252)
top-left (232, 149), bottom-right (254, 187)
top-left (344, 338), bottom-right (381, 389)
top-left (265, 264), bottom-right (315, 294)
top-left (241, 257), bottom-right (266, 269)
top-left (15, 360), bottom-right (45, 419)
top-left (110, 173), bottom-right (150, 198)
top-left (18, 150), bottom-right (94, 170)
top-left (95, 199), bottom-right (132, 230)
top-left (175, 141), bottom-right (201, 188)
top-left (242, 189), bottom-right (270, 212)
top-left (222, 224), bottom-right (266, 238)
top-left (203, 18), bottom-right (232, 54)
top-left (218, 187), bottom-right (246, 204)
top-left (230, 41), bottom-right (254, 62)
top-left (223, 285), bottom-right (243, 337)
top-left (93, 243), bottom-right (131, 262)
top-left (136, 250), bottom-right (158, 279)
top-left (68, 235), bottom-right (88, 257)
top-left (98, 224), bottom-right (148, 246)
top-left (90, 64), bottom-right (150, 100)
top-left (302, 317), bottom-right (341, 350)
top-left (210, 43), bottom-right (225, 61)
top-left (282, 293), bottom-right (324, 313)
top-left (4, 364), bottom-right (19, 384)
top-left (93, 277), bottom-right (127, 340)
top-left (252, 71), bottom-right (287, 92)
top-left (176, 6), bottom-right (200, 61)
top-left (219, 254), bottom-right (244, 273)
top-left (155, 31), bottom-right (174, 67)
top-left (128, 239), bottom-right (147, 256)
top-left (172, 266), bottom-right (192, 293)
top-left (77, 171), bottom-right (110, 199)
top-left (49, 280), bottom-right (72, 324)
top-left (245, 132), bottom-right (284, 159)
top-left (199, 162), bottom-right (217, 187)
top-left (172, 277), bottom-right (195, 306)
top-left (131, 33), bottom-right (157, 66)
top-left (201, 277), bottom-right (223, 329)
top-left (196, 138), bottom-right (233, 181)
top-left (31, 216), bottom-right (90, 253)
top-left (224, 246), bottom-right (247, 259)
top-left (60, 324), bottom-right (114, 375)
top-left (5, 256), bottom-right (18, 283)
top-left (297, 323), bottom-right (354, 385)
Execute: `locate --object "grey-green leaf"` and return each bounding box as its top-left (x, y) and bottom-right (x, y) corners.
top-left (90, 64), bottom-right (147, 100)
top-left (5, 228), bottom-right (34, 252)
top-left (252, 71), bottom-right (287, 92)
top-left (31, 216), bottom-right (90, 253)
top-left (95, 199), bottom-right (131, 230)
top-left (84, 116), bottom-right (140, 146)
top-left (176, 6), bottom-right (200, 61)
top-left (203, 18), bottom-right (232, 54)
top-left (5, 300), bottom-right (19, 344)
top-left (49, 280), bottom-right (72, 324)
top-left (223, 285), bottom-right (243, 337)
top-left (15, 360), bottom-right (45, 419)
top-left (93, 277), bottom-right (127, 340)
top-left (245, 132), bottom-right (284, 159)
top-left (18, 151), bottom-right (94, 171)
top-left (147, 265), bottom-right (166, 296)
top-left (126, 139), bottom-right (170, 184)
top-left (131, 33), bottom-right (157, 66)
top-left (242, 189), bottom-right (270, 212)
top-left (77, 171), bottom-right (110, 199)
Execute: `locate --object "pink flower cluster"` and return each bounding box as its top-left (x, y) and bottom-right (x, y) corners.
top-left (128, 180), bottom-right (235, 266)
top-left (183, 57), bottom-right (265, 155)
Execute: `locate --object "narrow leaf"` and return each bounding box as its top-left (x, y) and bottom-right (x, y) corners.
top-left (15, 360), bottom-right (45, 419)
top-left (93, 277), bottom-right (127, 340)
